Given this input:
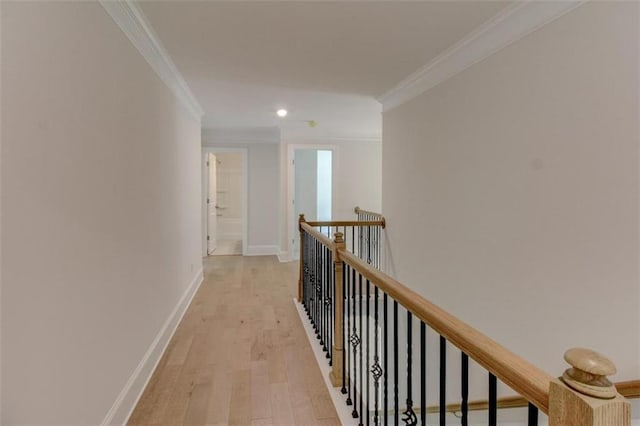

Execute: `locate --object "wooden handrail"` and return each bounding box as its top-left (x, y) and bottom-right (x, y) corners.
top-left (306, 220), bottom-right (385, 227)
top-left (354, 206), bottom-right (383, 217)
top-left (427, 379), bottom-right (640, 414)
top-left (354, 206), bottom-right (386, 228)
top-left (300, 222), bottom-right (335, 249)
top-left (338, 248), bottom-right (554, 413)
top-left (616, 380), bottom-right (640, 399)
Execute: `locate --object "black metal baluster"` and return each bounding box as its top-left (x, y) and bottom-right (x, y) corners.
top-left (420, 322), bottom-right (426, 426)
top-left (488, 373), bottom-right (497, 426)
top-left (324, 246), bottom-right (329, 355)
top-left (328, 247), bottom-right (333, 363)
top-left (393, 301), bottom-right (399, 425)
top-left (359, 273), bottom-right (364, 426)
top-left (346, 264), bottom-right (353, 405)
top-left (324, 246), bottom-right (329, 356)
top-left (341, 261), bottom-right (347, 395)
top-left (439, 336), bottom-right (446, 426)
top-left (372, 286), bottom-right (381, 425)
top-left (351, 266), bottom-right (359, 419)
top-left (318, 240), bottom-right (322, 339)
top-left (313, 239), bottom-right (317, 328)
top-left (528, 403), bottom-right (538, 426)
top-left (402, 312), bottom-right (417, 425)
top-left (307, 236), bottom-right (315, 325)
top-left (461, 353), bottom-right (469, 426)
top-left (383, 293), bottom-right (389, 426)
top-left (366, 279), bottom-right (371, 426)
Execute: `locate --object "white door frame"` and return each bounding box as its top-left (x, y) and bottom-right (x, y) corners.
top-left (287, 144), bottom-right (338, 261)
top-left (202, 146), bottom-right (249, 256)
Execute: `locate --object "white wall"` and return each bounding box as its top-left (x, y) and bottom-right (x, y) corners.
top-left (334, 140), bottom-right (382, 219)
top-left (383, 0), bottom-right (639, 382)
top-left (202, 138), bottom-right (281, 256)
top-left (1, 2), bottom-right (202, 424)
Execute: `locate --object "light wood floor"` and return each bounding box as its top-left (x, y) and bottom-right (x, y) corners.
top-left (128, 255), bottom-right (340, 426)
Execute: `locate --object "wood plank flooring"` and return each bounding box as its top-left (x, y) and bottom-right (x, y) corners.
top-left (128, 255), bottom-right (340, 426)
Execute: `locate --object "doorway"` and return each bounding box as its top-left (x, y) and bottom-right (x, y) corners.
top-left (204, 148), bottom-right (247, 256)
top-left (291, 148), bottom-right (334, 260)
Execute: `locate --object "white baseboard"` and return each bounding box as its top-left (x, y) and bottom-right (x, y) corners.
top-left (277, 251), bottom-right (292, 263)
top-left (101, 267), bottom-right (204, 426)
top-left (245, 245), bottom-right (280, 256)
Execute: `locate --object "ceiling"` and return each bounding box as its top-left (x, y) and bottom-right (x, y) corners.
top-left (140, 1), bottom-right (510, 139)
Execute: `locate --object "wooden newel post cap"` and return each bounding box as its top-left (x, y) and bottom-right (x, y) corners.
top-left (333, 232), bottom-right (344, 244)
top-left (299, 214), bottom-right (305, 222)
top-left (562, 348), bottom-right (617, 399)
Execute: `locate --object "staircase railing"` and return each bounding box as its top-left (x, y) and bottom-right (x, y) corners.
top-left (298, 209), bottom-right (632, 425)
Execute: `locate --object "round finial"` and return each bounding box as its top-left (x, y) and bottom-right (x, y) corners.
top-left (298, 214), bottom-right (305, 221)
top-left (561, 348), bottom-right (617, 399)
top-left (354, 206), bottom-right (360, 214)
top-left (334, 232), bottom-right (344, 243)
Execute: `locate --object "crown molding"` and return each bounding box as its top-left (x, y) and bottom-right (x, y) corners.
top-left (202, 127), bottom-right (281, 145)
top-left (283, 136), bottom-right (381, 144)
top-left (100, 1), bottom-right (204, 121)
top-left (378, 0), bottom-right (586, 112)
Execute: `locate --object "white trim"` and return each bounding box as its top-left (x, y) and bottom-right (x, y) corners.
top-left (245, 245), bottom-right (280, 256)
top-left (285, 136), bottom-right (381, 144)
top-left (99, 0), bottom-right (204, 121)
top-left (101, 268), bottom-right (204, 426)
top-left (202, 127), bottom-right (281, 145)
top-left (378, 0), bottom-right (586, 112)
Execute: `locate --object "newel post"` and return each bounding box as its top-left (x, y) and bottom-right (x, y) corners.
top-left (549, 348), bottom-right (630, 425)
top-left (329, 232), bottom-right (346, 388)
top-left (298, 214), bottom-right (305, 302)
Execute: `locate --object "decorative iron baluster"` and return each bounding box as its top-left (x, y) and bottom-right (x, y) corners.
top-left (341, 261), bottom-right (347, 395)
top-left (366, 279), bottom-right (371, 426)
top-left (402, 312), bottom-right (417, 426)
top-left (346, 264), bottom-right (353, 406)
top-left (359, 273), bottom-right (364, 426)
top-left (316, 240), bottom-right (322, 341)
top-left (383, 293), bottom-right (388, 426)
top-left (372, 286), bottom-right (381, 426)
top-left (351, 266), bottom-right (359, 419)
top-left (327, 246), bottom-right (333, 363)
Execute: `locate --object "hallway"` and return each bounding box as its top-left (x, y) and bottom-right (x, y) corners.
top-left (128, 256), bottom-right (339, 425)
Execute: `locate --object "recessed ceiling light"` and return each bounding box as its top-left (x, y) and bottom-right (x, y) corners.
top-left (277, 109), bottom-right (288, 118)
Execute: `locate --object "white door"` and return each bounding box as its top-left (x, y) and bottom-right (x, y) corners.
top-left (207, 153), bottom-right (218, 254)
